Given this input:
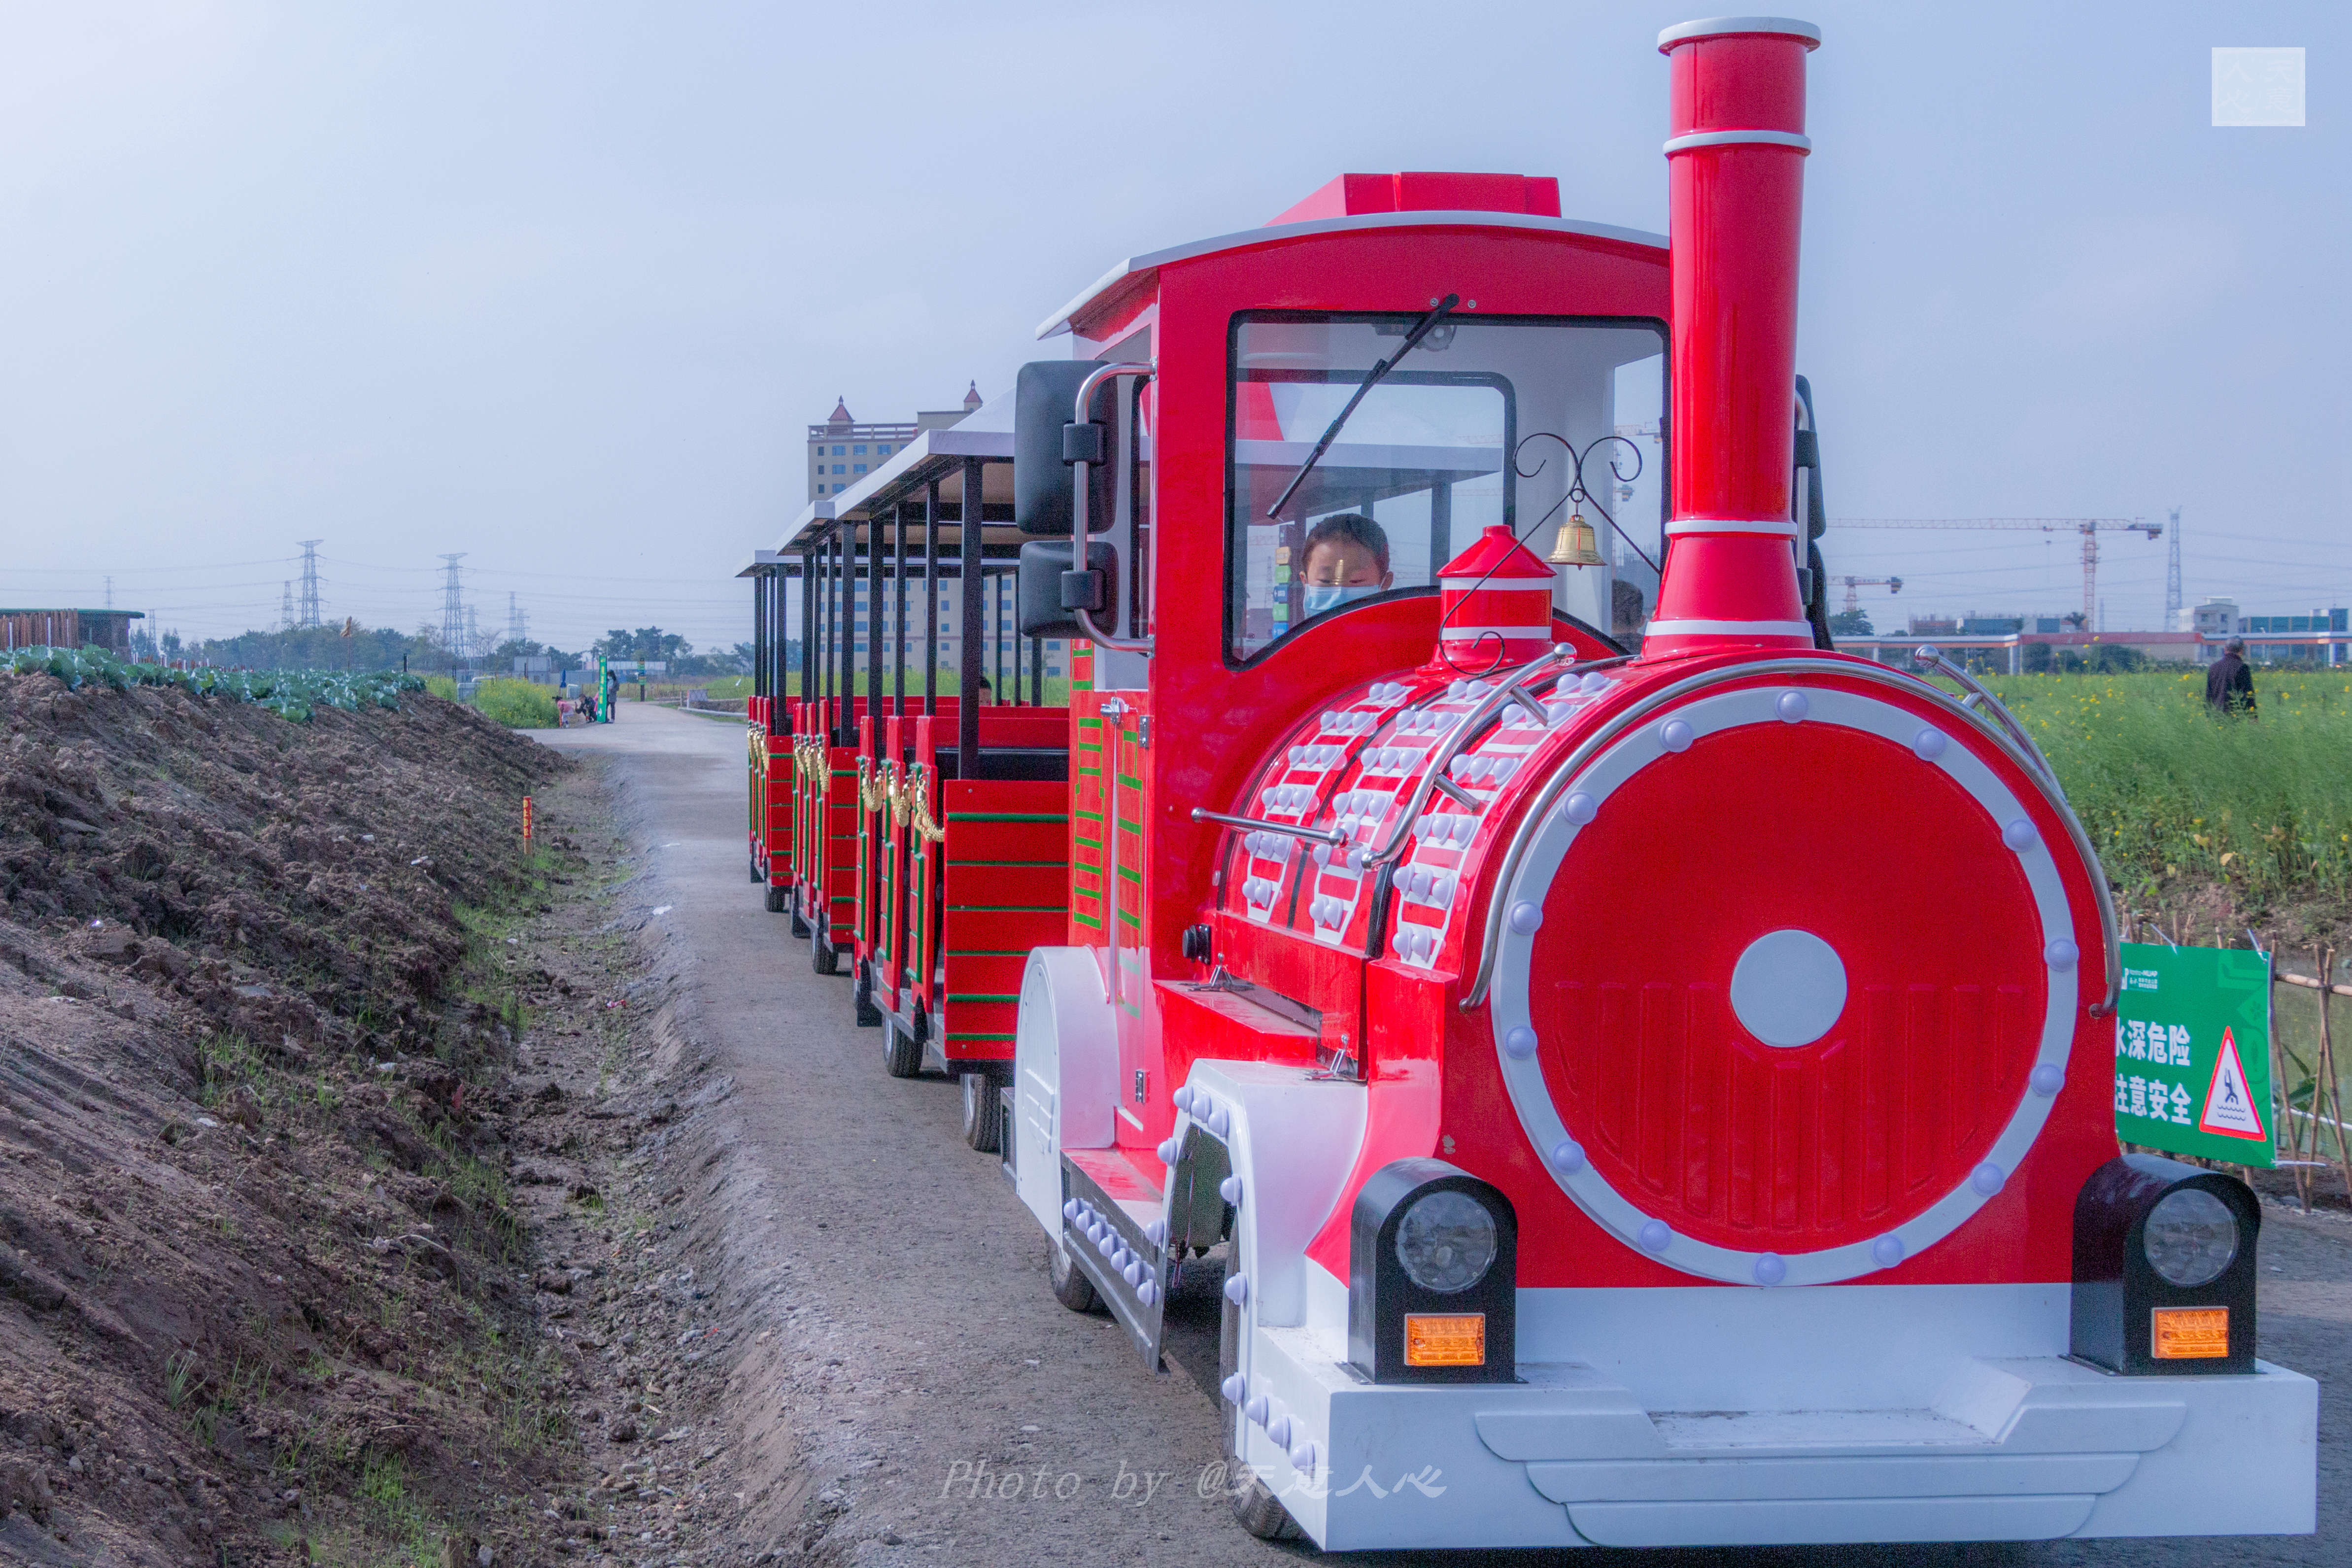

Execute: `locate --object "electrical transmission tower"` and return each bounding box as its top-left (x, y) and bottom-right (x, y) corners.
top-left (439, 553), bottom-right (467, 662)
top-left (104, 576), bottom-right (114, 610)
top-left (280, 582), bottom-right (297, 632)
top-left (465, 605), bottom-right (481, 661)
top-left (2164, 507), bottom-right (2182, 627)
top-left (507, 591), bottom-right (527, 648)
top-left (297, 539), bottom-right (324, 627)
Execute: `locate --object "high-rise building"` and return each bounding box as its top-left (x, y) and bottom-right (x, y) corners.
top-left (835, 574), bottom-right (1068, 681)
top-left (807, 382), bottom-right (984, 501)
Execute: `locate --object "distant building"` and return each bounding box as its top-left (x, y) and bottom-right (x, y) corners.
top-left (807, 382), bottom-right (985, 502)
top-left (2165, 599), bottom-right (2346, 662)
top-left (1, 608), bottom-right (143, 653)
top-left (2173, 597), bottom-right (2239, 636)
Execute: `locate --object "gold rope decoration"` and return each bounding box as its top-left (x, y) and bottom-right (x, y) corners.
top-left (904, 762), bottom-right (948, 844)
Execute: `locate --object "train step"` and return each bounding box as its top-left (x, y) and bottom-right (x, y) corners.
top-left (1155, 979), bottom-right (1320, 1063)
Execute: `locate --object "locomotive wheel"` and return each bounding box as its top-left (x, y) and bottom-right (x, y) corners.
top-left (1049, 1238), bottom-right (1099, 1314)
top-left (763, 885), bottom-right (785, 913)
top-left (854, 968), bottom-right (884, 1029)
top-left (958, 1071), bottom-right (1000, 1152)
top-left (789, 908), bottom-right (811, 939)
top-left (1218, 1287), bottom-right (1302, 1540)
top-left (812, 933), bottom-right (838, 976)
top-left (883, 1020), bottom-right (923, 1078)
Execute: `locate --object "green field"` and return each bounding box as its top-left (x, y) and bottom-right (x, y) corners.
top-left (1980, 670), bottom-right (2352, 924)
top-left (469, 677), bottom-right (559, 729)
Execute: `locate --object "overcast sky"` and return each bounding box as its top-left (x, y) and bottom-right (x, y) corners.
top-left (2, 1), bottom-right (2343, 652)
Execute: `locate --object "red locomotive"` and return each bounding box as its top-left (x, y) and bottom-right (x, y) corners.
top-left (743, 17), bottom-right (2315, 1549)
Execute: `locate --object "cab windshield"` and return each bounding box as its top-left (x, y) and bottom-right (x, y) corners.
top-left (1226, 312), bottom-right (1667, 662)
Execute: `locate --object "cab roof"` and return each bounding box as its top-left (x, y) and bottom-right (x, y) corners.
top-left (1038, 170), bottom-right (1665, 341)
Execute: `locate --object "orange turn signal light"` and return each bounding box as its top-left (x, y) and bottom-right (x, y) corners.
top-left (2151, 1306), bottom-right (2229, 1359)
top-left (1403, 1313), bottom-right (1486, 1367)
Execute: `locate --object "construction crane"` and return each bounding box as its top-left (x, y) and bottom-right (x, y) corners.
top-left (1838, 575), bottom-right (1902, 614)
top-left (1832, 518), bottom-right (2161, 625)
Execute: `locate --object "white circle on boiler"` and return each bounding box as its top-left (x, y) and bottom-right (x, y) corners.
top-left (1729, 929), bottom-right (1849, 1049)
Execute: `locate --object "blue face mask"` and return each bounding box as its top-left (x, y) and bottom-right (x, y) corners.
top-left (1303, 582), bottom-right (1380, 617)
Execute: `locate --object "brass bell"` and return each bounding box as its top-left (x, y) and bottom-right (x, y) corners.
top-left (1550, 510), bottom-right (1603, 567)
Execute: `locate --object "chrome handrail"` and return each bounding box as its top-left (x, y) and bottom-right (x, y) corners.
top-left (1191, 807), bottom-right (1348, 849)
top-left (1459, 655), bottom-right (2123, 1020)
top-left (1070, 362), bottom-right (1155, 656)
top-left (1911, 644), bottom-right (2057, 780)
top-left (1365, 651), bottom-right (1635, 869)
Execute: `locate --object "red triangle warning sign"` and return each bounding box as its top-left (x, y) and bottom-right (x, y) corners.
top-left (2198, 1026), bottom-right (2269, 1141)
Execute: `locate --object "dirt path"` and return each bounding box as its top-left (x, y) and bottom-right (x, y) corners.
top-left (537, 704), bottom-right (2351, 1568)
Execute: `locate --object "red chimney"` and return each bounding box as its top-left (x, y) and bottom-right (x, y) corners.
top-left (1642, 17), bottom-right (1820, 659)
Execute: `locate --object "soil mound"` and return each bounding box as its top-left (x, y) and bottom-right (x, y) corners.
top-left (0, 674), bottom-right (569, 1563)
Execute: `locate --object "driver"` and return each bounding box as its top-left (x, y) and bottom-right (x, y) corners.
top-left (1299, 513), bottom-right (1394, 617)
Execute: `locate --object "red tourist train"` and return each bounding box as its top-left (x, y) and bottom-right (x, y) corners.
top-left (739, 18), bottom-right (2314, 1550)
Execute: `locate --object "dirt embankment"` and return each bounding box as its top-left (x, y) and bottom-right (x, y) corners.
top-left (0, 673), bottom-right (598, 1563)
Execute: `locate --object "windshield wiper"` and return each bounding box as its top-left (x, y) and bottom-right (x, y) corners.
top-left (1263, 293), bottom-right (1460, 521)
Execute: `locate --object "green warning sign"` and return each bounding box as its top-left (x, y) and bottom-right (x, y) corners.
top-left (2112, 942), bottom-right (2274, 1167)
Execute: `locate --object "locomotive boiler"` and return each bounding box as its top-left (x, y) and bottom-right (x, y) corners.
top-left (746, 14), bottom-right (2317, 1552)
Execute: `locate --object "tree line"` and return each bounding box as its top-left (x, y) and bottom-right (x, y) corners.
top-left (131, 622), bottom-right (752, 678)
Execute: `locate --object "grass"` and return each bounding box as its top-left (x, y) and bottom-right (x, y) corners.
top-left (197, 1028), bottom-right (267, 1110)
top-left (1981, 669), bottom-right (2352, 914)
top-left (469, 677), bottom-right (559, 729)
top-left (164, 1350), bottom-right (202, 1409)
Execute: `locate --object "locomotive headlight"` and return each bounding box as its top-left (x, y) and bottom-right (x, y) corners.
top-left (1348, 1159), bottom-right (1516, 1384)
top-left (2071, 1154), bottom-right (2259, 1375)
top-left (1396, 1191), bottom-right (1498, 1293)
top-left (2142, 1188), bottom-right (2238, 1287)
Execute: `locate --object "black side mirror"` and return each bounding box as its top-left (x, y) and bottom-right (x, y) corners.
top-left (1014, 361), bottom-right (1100, 536)
top-left (1017, 538), bottom-right (1119, 640)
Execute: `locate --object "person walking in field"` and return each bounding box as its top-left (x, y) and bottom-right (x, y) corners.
top-left (2205, 637), bottom-right (2256, 717)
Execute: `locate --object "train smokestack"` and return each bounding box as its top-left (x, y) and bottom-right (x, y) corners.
top-left (1644, 17), bottom-right (1820, 658)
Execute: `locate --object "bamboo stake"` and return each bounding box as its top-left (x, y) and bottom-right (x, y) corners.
top-left (2319, 946), bottom-right (2352, 1207)
top-left (2279, 960), bottom-right (2312, 1210)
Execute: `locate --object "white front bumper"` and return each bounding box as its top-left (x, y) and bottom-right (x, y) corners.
top-left (1237, 1303), bottom-right (2316, 1550)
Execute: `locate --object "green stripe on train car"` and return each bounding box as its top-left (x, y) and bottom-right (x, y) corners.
top-left (1071, 911), bottom-right (1103, 930)
top-left (1117, 773), bottom-right (1143, 790)
top-left (947, 993), bottom-right (1021, 1004)
top-left (1073, 808), bottom-right (1103, 823)
top-left (1073, 835), bottom-right (1102, 851)
top-left (1118, 907), bottom-right (1143, 929)
top-left (946, 1033), bottom-right (1017, 1042)
top-left (1117, 864), bottom-right (1143, 885)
